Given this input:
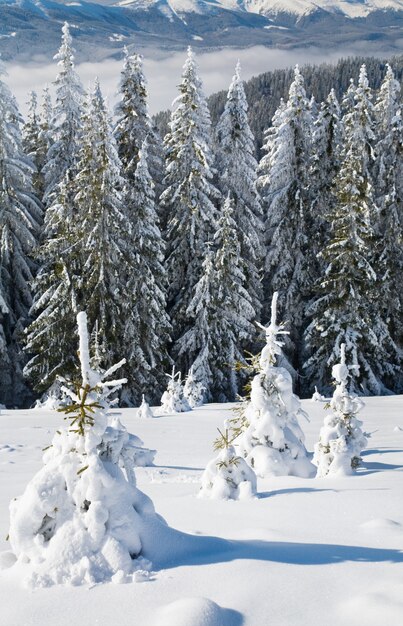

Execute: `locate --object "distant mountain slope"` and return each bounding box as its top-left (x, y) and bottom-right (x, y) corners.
top-left (1, 0), bottom-right (403, 61)
top-left (154, 53), bottom-right (403, 149)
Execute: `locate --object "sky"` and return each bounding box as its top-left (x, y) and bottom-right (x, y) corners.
top-left (4, 44), bottom-right (388, 117)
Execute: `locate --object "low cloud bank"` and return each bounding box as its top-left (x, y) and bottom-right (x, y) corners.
top-left (5, 43), bottom-right (399, 116)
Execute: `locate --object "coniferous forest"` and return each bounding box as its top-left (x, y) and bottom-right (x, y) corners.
top-left (1, 22), bottom-right (402, 408)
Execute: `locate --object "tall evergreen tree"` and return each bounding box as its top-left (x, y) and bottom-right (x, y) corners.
top-left (257, 66), bottom-right (313, 360)
top-left (177, 195), bottom-right (255, 401)
top-left (24, 172), bottom-right (79, 391)
top-left (212, 194), bottom-right (256, 400)
top-left (23, 90), bottom-right (51, 204)
top-left (303, 67), bottom-right (400, 395)
top-left (25, 23), bottom-right (84, 394)
top-left (43, 22), bottom-right (84, 208)
top-left (120, 139), bottom-right (172, 404)
top-left (114, 49), bottom-right (163, 199)
top-left (374, 64), bottom-right (403, 349)
top-left (72, 81), bottom-right (132, 377)
top-left (215, 62), bottom-right (264, 320)
top-left (309, 89), bottom-right (342, 259)
top-left (0, 63), bottom-right (41, 406)
top-left (161, 47), bottom-right (220, 370)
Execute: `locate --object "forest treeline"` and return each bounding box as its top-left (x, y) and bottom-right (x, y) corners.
top-left (0, 25), bottom-right (402, 408)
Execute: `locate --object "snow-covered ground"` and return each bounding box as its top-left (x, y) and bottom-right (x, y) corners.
top-left (1, 397), bottom-right (403, 625)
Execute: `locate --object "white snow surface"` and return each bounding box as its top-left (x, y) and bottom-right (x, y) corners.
top-left (1, 397), bottom-right (403, 624)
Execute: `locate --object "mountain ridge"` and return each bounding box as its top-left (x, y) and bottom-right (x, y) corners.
top-left (1, 0), bottom-right (403, 62)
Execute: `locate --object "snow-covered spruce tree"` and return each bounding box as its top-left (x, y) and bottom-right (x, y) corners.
top-left (114, 49), bottom-right (163, 200)
top-left (160, 367), bottom-right (191, 413)
top-left (303, 66), bottom-right (400, 395)
top-left (161, 47), bottom-right (220, 363)
top-left (36, 87), bottom-right (54, 201)
top-left (24, 25), bottom-right (84, 395)
top-left (26, 80), bottom-right (132, 398)
top-left (199, 420), bottom-right (257, 500)
top-left (43, 22), bottom-right (84, 207)
top-left (0, 62), bottom-right (42, 407)
top-left (235, 292), bottom-right (315, 478)
top-left (309, 89), bottom-right (342, 260)
top-left (8, 312), bottom-right (158, 587)
top-left (309, 94), bottom-right (319, 122)
top-left (183, 366), bottom-right (205, 408)
top-left (175, 249), bottom-right (216, 399)
top-left (72, 80), bottom-right (139, 390)
top-left (23, 92), bottom-right (44, 202)
top-left (176, 196), bottom-right (255, 401)
top-left (257, 66), bottom-right (314, 358)
top-left (120, 139), bottom-right (171, 405)
top-left (212, 195), bottom-right (255, 399)
top-left (373, 64), bottom-right (403, 352)
top-left (214, 62), bottom-right (264, 320)
top-left (24, 173), bottom-right (80, 393)
top-left (313, 343), bottom-right (367, 477)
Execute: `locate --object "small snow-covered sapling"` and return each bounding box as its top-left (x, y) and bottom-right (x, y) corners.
top-left (235, 292), bottom-right (315, 478)
top-left (311, 386), bottom-right (326, 402)
top-left (7, 311), bottom-right (158, 587)
top-left (183, 366), bottom-right (205, 408)
top-left (160, 367), bottom-right (191, 413)
top-left (137, 395), bottom-right (154, 418)
top-left (199, 420), bottom-right (256, 500)
top-left (313, 343), bottom-right (368, 477)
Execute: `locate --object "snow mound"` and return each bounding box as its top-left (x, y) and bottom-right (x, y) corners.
top-left (0, 551), bottom-right (17, 570)
top-left (340, 584), bottom-right (403, 626)
top-left (154, 597), bottom-right (238, 626)
top-left (360, 518), bottom-right (402, 531)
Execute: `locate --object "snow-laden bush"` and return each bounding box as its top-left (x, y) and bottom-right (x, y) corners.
top-left (7, 312), bottom-right (159, 587)
top-left (183, 366), bottom-right (205, 408)
top-left (313, 343), bottom-right (368, 477)
top-left (161, 368), bottom-right (191, 413)
top-left (137, 395), bottom-right (154, 419)
top-left (311, 386), bottom-right (326, 402)
top-left (199, 422), bottom-right (256, 500)
top-left (235, 293), bottom-right (315, 478)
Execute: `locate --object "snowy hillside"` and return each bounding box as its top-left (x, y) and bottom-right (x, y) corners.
top-left (243, 0), bottom-right (403, 18)
top-left (1, 397), bottom-right (403, 625)
top-left (47, 0), bottom-right (403, 17)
